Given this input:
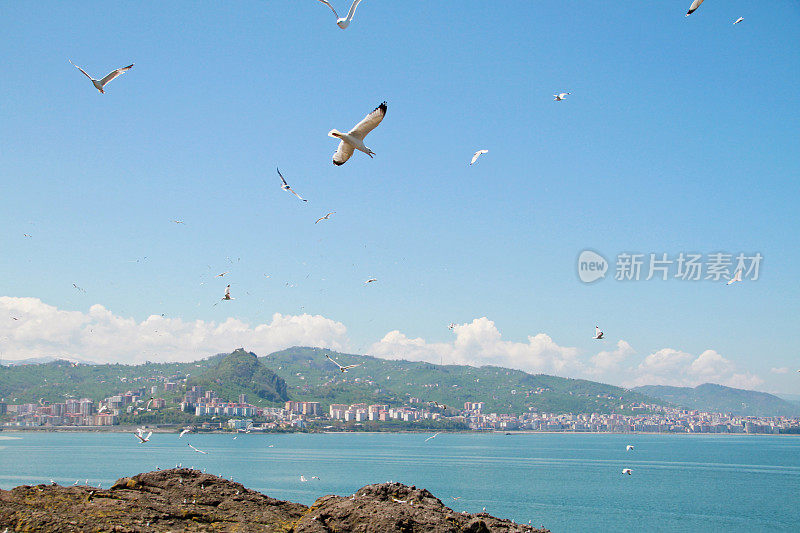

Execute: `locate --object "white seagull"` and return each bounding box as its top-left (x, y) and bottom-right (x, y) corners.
top-left (448, 323), bottom-right (456, 330)
top-left (622, 468), bottom-right (632, 475)
top-left (277, 168), bottom-right (308, 202)
top-left (470, 150), bottom-right (488, 166)
top-left (364, 278), bottom-right (377, 284)
top-left (325, 353), bottom-right (362, 373)
top-left (316, 0), bottom-right (363, 29)
top-left (686, 0), bottom-right (704, 16)
top-left (188, 443), bottom-right (208, 454)
top-left (593, 326), bottom-right (604, 340)
top-left (300, 475), bottom-right (307, 482)
top-left (329, 102), bottom-right (387, 165)
top-left (215, 271), bottom-right (230, 278)
top-left (134, 428), bottom-right (152, 444)
top-left (222, 284), bottom-right (234, 301)
top-left (69, 60), bottom-right (134, 94)
top-left (727, 269), bottom-right (743, 285)
top-left (179, 428), bottom-right (191, 438)
top-left (554, 92), bottom-right (571, 101)
top-left (315, 212), bottom-right (335, 224)
top-left (626, 445), bottom-right (634, 451)
top-left (733, 17), bottom-right (744, 25)
top-left (425, 432), bottom-right (441, 442)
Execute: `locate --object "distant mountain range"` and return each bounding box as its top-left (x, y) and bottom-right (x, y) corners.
top-left (0, 347), bottom-right (796, 417)
top-left (634, 383), bottom-right (799, 417)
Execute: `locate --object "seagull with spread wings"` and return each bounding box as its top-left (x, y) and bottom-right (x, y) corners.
top-left (593, 326), bottom-right (604, 340)
top-left (222, 284), bottom-right (234, 301)
top-left (277, 168), bottom-right (308, 202)
top-left (188, 443), bottom-right (208, 454)
top-left (69, 60), bottom-right (133, 94)
top-left (329, 102), bottom-right (387, 165)
top-left (727, 269), bottom-right (743, 285)
top-left (470, 150), bottom-right (488, 165)
top-left (325, 353), bottom-right (361, 373)
top-left (554, 92), bottom-right (571, 101)
top-left (364, 278), bottom-right (377, 284)
top-left (134, 428), bottom-right (152, 444)
top-left (316, 0), bottom-right (363, 29)
top-left (179, 428), bottom-right (191, 438)
top-left (733, 17), bottom-right (744, 25)
top-left (425, 432), bottom-right (441, 442)
top-left (315, 212), bottom-right (335, 224)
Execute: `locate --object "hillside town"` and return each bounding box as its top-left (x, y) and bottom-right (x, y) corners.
top-left (2, 384), bottom-right (798, 434)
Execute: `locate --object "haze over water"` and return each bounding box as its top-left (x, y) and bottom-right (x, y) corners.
top-left (2, 432), bottom-right (798, 532)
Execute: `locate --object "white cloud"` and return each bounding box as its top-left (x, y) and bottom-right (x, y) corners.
top-left (369, 317), bottom-right (583, 375)
top-left (624, 348), bottom-right (763, 389)
top-left (0, 297), bottom-right (350, 364)
top-left (770, 367), bottom-right (790, 375)
top-left (590, 340), bottom-right (635, 373)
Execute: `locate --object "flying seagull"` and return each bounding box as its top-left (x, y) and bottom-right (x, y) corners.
top-left (622, 468), bottom-right (632, 475)
top-left (727, 269), bottom-right (743, 285)
top-left (300, 475), bottom-right (307, 482)
top-left (626, 445), bottom-right (634, 451)
top-left (364, 278), bottom-right (377, 284)
top-left (554, 92), bottom-right (570, 101)
top-left (315, 212), bottom-right (335, 224)
top-left (316, 0), bottom-right (363, 29)
top-left (733, 17), bottom-right (744, 25)
top-left (593, 326), bottom-right (604, 340)
top-left (188, 443), bottom-right (208, 454)
top-left (277, 168), bottom-right (308, 202)
top-left (134, 428), bottom-right (152, 444)
top-left (329, 102), bottom-right (387, 165)
top-left (179, 429), bottom-right (191, 438)
top-left (215, 271), bottom-right (230, 278)
top-left (448, 323), bottom-right (456, 330)
top-left (23, 233), bottom-right (32, 238)
top-left (172, 220), bottom-right (184, 224)
top-left (222, 284), bottom-right (234, 300)
top-left (686, 0), bottom-right (704, 16)
top-left (325, 353), bottom-right (362, 373)
top-left (425, 432), bottom-right (441, 442)
top-left (470, 150), bottom-right (488, 166)
top-left (69, 60), bottom-right (134, 94)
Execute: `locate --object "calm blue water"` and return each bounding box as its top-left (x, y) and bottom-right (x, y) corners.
top-left (0, 432), bottom-right (798, 532)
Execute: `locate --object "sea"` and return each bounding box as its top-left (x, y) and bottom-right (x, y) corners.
top-left (0, 432), bottom-right (798, 532)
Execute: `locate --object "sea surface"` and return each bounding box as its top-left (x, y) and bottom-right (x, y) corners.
top-left (0, 432), bottom-right (798, 532)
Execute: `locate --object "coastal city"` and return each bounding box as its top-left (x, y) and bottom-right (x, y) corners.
top-left (3, 381), bottom-right (798, 435)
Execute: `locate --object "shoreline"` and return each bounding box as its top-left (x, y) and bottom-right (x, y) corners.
top-left (1, 427), bottom-right (796, 436)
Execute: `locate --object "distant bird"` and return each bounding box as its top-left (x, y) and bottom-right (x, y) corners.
top-left (11, 317), bottom-right (18, 321)
top-left (392, 497), bottom-right (408, 504)
top-left (144, 397), bottom-right (154, 411)
top-left (686, 0), bottom-right (704, 16)
top-left (364, 278), bottom-right (378, 284)
top-left (727, 269), bottom-right (743, 285)
top-left (187, 443), bottom-right (208, 454)
top-left (554, 92), bottom-right (570, 101)
top-left (425, 432), bottom-right (441, 442)
top-left (622, 468), bottom-right (632, 475)
top-left (172, 220), bottom-right (184, 224)
top-left (215, 271), bottom-right (229, 278)
top-left (179, 429), bottom-right (191, 438)
top-left (311, 476), bottom-right (320, 480)
top-left (277, 168), bottom-right (308, 202)
top-left (470, 150), bottom-right (488, 166)
top-left (329, 102), bottom-right (387, 165)
top-left (451, 496), bottom-right (461, 501)
top-left (315, 212), bottom-right (335, 224)
top-left (68, 60), bottom-right (133, 94)
top-left (325, 353), bottom-right (362, 373)
top-left (733, 17), bottom-right (744, 25)
top-left (23, 233), bottom-right (32, 238)
top-left (626, 445), bottom-right (634, 451)
top-left (448, 323), bottom-right (456, 330)
top-left (593, 326), bottom-right (604, 340)
top-left (316, 0), bottom-right (363, 29)
top-left (431, 401), bottom-right (448, 410)
top-left (134, 428), bottom-right (152, 444)
top-left (73, 283), bottom-right (86, 293)
top-left (300, 475), bottom-right (307, 482)
top-left (222, 284), bottom-right (234, 301)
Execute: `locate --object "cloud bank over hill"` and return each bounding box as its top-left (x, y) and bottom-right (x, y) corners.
top-left (0, 297), bottom-right (764, 390)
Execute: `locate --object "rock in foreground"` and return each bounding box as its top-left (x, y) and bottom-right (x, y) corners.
top-left (0, 468), bottom-right (548, 532)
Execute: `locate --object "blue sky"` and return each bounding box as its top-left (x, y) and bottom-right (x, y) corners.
top-left (1, 1), bottom-right (798, 394)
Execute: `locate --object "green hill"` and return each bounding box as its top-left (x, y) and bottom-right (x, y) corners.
top-left (188, 349), bottom-right (287, 403)
top-left (262, 346), bottom-right (664, 415)
top-left (633, 383), bottom-right (799, 417)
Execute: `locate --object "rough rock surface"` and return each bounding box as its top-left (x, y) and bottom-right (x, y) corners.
top-left (0, 468), bottom-right (549, 532)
